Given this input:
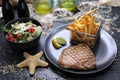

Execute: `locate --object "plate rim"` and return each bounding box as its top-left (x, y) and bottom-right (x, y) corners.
top-left (44, 24), bottom-right (117, 74)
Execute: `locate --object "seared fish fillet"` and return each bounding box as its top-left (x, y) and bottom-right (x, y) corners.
top-left (58, 44), bottom-right (96, 70)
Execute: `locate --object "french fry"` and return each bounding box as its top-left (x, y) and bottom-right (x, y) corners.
top-left (91, 16), bottom-right (95, 21)
top-left (86, 8), bottom-right (99, 15)
top-left (66, 26), bottom-right (75, 31)
top-left (78, 14), bottom-right (86, 21)
top-left (72, 16), bottom-right (79, 24)
top-left (74, 9), bottom-right (99, 34)
top-left (88, 20), bottom-right (93, 34)
top-left (84, 25), bottom-right (88, 34)
top-left (66, 8), bottom-right (100, 47)
top-left (75, 27), bottom-right (80, 32)
top-left (79, 19), bottom-right (86, 24)
top-left (70, 22), bottom-right (84, 28)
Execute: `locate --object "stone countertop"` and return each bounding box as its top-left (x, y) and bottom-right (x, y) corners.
top-left (0, 6), bottom-right (120, 80)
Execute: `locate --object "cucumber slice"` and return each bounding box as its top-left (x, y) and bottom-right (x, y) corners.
top-left (32, 26), bottom-right (42, 37)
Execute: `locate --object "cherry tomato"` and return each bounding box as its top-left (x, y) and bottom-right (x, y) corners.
top-left (16, 33), bottom-right (22, 39)
top-left (31, 27), bottom-right (35, 33)
top-left (27, 28), bottom-right (31, 32)
top-left (27, 27), bottom-right (35, 33)
top-left (7, 34), bottom-right (15, 42)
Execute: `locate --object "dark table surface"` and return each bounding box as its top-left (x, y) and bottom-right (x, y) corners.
top-left (0, 7), bottom-right (120, 80)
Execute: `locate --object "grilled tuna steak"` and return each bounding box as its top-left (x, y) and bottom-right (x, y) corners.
top-left (58, 44), bottom-right (96, 70)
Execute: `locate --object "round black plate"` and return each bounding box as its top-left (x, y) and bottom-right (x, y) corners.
top-left (44, 24), bottom-right (117, 74)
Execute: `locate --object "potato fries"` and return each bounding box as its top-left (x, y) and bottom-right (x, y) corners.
top-left (67, 8), bottom-right (100, 35)
top-left (66, 8), bottom-right (100, 47)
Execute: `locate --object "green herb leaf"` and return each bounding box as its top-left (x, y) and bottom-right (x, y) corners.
top-left (0, 25), bottom-right (9, 33)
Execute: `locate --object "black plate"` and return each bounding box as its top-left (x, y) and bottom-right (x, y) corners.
top-left (44, 24), bottom-right (117, 74)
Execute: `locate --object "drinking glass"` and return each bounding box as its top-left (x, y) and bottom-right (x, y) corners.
top-left (75, 0), bottom-right (111, 13)
top-left (58, 0), bottom-right (77, 12)
top-left (32, 0), bottom-right (54, 15)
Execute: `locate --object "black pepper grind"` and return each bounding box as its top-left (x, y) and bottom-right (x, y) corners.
top-left (18, 0), bottom-right (30, 18)
top-left (2, 0), bottom-right (15, 23)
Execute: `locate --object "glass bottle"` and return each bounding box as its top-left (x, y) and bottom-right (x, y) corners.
top-left (2, 0), bottom-right (15, 23)
top-left (33, 0), bottom-right (54, 15)
top-left (18, 0), bottom-right (30, 18)
top-left (58, 0), bottom-right (77, 12)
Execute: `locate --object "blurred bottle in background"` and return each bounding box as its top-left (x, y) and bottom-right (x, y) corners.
top-left (58, 0), bottom-right (77, 12)
top-left (18, 0), bottom-right (30, 18)
top-left (2, 0), bottom-right (15, 23)
top-left (33, 0), bottom-right (54, 15)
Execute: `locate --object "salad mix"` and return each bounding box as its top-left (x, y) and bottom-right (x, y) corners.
top-left (5, 21), bottom-right (42, 43)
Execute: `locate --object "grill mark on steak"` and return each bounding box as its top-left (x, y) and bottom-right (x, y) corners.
top-left (58, 43), bottom-right (96, 70)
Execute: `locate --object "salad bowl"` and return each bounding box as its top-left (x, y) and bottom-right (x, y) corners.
top-left (3, 18), bottom-right (42, 51)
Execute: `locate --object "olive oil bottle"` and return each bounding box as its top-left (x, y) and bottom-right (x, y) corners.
top-left (18, 0), bottom-right (30, 18)
top-left (2, 0), bottom-right (15, 23)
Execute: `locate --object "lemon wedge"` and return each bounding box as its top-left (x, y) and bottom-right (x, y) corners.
top-left (52, 37), bottom-right (62, 49)
top-left (52, 37), bottom-right (67, 49)
top-left (56, 37), bottom-right (67, 45)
